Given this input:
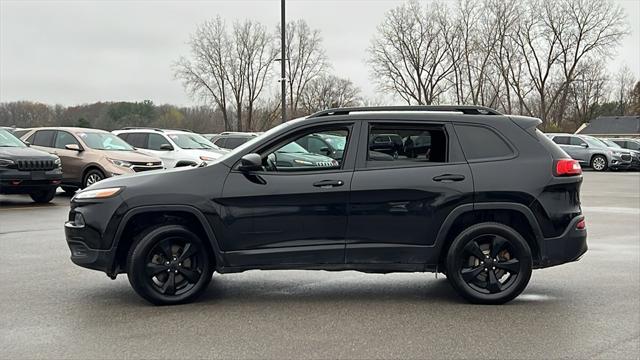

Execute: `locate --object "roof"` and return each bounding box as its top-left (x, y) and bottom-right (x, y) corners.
top-left (23, 127), bottom-right (108, 133)
top-left (114, 128), bottom-right (193, 134)
top-left (576, 116), bottom-right (640, 135)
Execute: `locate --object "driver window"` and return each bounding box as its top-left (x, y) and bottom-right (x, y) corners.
top-left (262, 128), bottom-right (349, 172)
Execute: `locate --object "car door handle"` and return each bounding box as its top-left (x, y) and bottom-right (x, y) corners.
top-left (313, 180), bottom-right (344, 188)
top-left (433, 174), bottom-right (466, 182)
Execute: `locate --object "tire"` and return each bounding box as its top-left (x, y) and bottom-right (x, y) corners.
top-left (61, 186), bottom-right (77, 195)
top-left (126, 225), bottom-right (214, 305)
top-left (445, 222), bottom-right (532, 305)
top-left (590, 155), bottom-right (608, 172)
top-left (29, 187), bottom-right (57, 203)
top-left (392, 150), bottom-right (399, 159)
top-left (83, 169), bottom-right (104, 188)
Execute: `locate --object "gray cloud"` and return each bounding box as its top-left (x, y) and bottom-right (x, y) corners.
top-left (1, 0), bottom-right (638, 106)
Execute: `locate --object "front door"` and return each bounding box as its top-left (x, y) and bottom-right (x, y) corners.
top-left (53, 130), bottom-right (85, 183)
top-left (346, 121), bottom-right (473, 264)
top-left (218, 123), bottom-right (360, 267)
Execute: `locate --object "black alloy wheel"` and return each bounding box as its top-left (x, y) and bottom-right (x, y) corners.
top-left (446, 222), bottom-right (532, 304)
top-left (127, 225), bottom-right (213, 305)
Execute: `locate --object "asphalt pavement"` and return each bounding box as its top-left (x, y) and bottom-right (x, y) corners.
top-left (0, 171), bottom-right (639, 359)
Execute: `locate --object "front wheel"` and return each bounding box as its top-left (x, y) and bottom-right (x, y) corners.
top-left (83, 169), bottom-right (104, 189)
top-left (445, 222), bottom-right (532, 304)
top-left (590, 155), bottom-right (608, 171)
top-left (126, 225), bottom-right (214, 305)
top-left (29, 187), bottom-right (56, 203)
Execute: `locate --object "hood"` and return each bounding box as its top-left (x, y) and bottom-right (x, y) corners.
top-left (185, 148), bottom-right (227, 159)
top-left (0, 146), bottom-right (57, 160)
top-left (608, 147), bottom-right (630, 154)
top-left (101, 150), bottom-right (161, 163)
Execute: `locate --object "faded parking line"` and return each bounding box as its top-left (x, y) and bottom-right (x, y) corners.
top-left (582, 206), bottom-right (640, 215)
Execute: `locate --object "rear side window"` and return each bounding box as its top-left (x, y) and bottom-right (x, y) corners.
top-left (366, 124), bottom-right (447, 166)
top-left (626, 141), bottom-right (640, 151)
top-left (552, 136), bottom-right (570, 145)
top-left (455, 124), bottom-right (513, 161)
top-left (32, 130), bottom-right (56, 147)
top-left (124, 133), bottom-right (148, 148)
top-left (225, 137), bottom-right (249, 149)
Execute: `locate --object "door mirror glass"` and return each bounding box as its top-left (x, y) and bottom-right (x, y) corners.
top-left (65, 143), bottom-right (82, 151)
top-left (239, 153), bottom-right (262, 171)
top-left (160, 143), bottom-right (173, 151)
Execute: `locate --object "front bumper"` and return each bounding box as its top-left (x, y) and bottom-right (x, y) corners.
top-left (537, 215), bottom-right (587, 268)
top-left (64, 196), bottom-right (125, 276)
top-left (0, 168), bottom-right (62, 194)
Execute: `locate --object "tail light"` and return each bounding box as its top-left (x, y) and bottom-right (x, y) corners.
top-left (555, 159), bottom-right (582, 176)
top-left (576, 218), bottom-right (586, 230)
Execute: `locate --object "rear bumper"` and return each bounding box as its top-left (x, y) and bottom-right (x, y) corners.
top-left (537, 215), bottom-right (587, 268)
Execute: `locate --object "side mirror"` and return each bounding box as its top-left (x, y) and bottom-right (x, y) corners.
top-left (160, 144), bottom-right (173, 151)
top-left (65, 144), bottom-right (82, 151)
top-left (238, 153), bottom-right (262, 172)
top-left (319, 147), bottom-right (331, 155)
top-left (581, 143), bottom-right (588, 148)
top-left (23, 141), bottom-right (30, 147)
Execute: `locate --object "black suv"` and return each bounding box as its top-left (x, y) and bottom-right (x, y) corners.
top-left (0, 129), bottom-right (62, 203)
top-left (64, 106), bottom-right (587, 305)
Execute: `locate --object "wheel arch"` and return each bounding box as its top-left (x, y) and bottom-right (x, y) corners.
top-left (435, 203), bottom-right (544, 268)
top-left (81, 163), bottom-right (107, 184)
top-left (109, 205), bottom-right (223, 275)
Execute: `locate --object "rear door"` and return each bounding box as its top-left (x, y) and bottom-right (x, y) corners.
top-left (346, 121), bottom-right (473, 264)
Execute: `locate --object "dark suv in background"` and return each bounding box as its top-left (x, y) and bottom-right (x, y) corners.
top-left (64, 106), bottom-right (586, 305)
top-left (0, 129), bottom-right (62, 203)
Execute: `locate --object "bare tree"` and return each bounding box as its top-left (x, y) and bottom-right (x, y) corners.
top-left (174, 17), bottom-right (232, 130)
top-left (614, 65), bottom-right (636, 115)
top-left (300, 75), bottom-right (361, 114)
top-left (367, 0), bottom-right (460, 105)
top-left (280, 20), bottom-right (328, 119)
top-left (237, 21), bottom-right (277, 131)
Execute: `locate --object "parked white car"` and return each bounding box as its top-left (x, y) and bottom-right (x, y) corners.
top-left (113, 128), bottom-right (227, 168)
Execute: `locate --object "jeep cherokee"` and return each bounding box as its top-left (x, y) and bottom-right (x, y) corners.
top-left (64, 106), bottom-right (587, 305)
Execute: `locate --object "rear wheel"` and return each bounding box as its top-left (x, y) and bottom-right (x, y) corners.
top-left (590, 155), bottom-right (608, 171)
top-left (29, 187), bottom-right (56, 203)
top-left (126, 225), bottom-right (213, 305)
top-left (445, 222), bottom-right (532, 304)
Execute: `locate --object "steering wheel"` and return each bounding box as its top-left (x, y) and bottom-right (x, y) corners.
top-left (266, 154), bottom-right (278, 172)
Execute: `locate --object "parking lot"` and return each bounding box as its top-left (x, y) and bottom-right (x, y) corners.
top-left (0, 171), bottom-right (638, 359)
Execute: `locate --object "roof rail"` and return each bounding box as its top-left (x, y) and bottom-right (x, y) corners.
top-left (308, 105), bottom-right (502, 118)
top-left (120, 127), bottom-right (165, 132)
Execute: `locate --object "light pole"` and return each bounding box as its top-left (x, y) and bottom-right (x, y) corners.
top-left (280, 0), bottom-right (287, 123)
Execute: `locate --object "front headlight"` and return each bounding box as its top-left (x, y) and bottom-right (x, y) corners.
top-left (74, 187), bottom-right (123, 200)
top-left (107, 158), bottom-right (132, 167)
top-left (54, 157), bottom-right (62, 168)
top-left (199, 155), bottom-right (218, 162)
top-left (293, 159), bottom-right (314, 166)
top-left (0, 158), bottom-right (15, 167)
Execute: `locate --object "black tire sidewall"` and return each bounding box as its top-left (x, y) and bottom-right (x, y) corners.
top-left (29, 187), bottom-right (56, 203)
top-left (445, 222), bottom-right (532, 305)
top-left (126, 225), bottom-right (213, 305)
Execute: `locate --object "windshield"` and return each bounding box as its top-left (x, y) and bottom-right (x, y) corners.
top-left (277, 141), bottom-right (309, 153)
top-left (581, 136), bottom-right (607, 148)
top-left (322, 135), bottom-right (346, 151)
top-left (168, 133), bottom-right (219, 150)
top-left (213, 117), bottom-right (306, 162)
top-left (78, 132), bottom-right (134, 151)
top-left (0, 129), bottom-right (26, 148)
top-left (600, 139), bottom-right (622, 148)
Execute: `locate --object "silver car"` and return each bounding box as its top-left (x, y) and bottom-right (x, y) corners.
top-left (546, 133), bottom-right (632, 171)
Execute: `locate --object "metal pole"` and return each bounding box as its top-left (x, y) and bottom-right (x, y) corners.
top-left (280, 0), bottom-right (287, 123)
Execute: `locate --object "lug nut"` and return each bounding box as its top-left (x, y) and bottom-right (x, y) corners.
top-left (178, 263), bottom-right (182, 266)
top-left (165, 261), bottom-right (170, 265)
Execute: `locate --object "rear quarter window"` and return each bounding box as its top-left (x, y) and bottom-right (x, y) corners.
top-left (454, 124), bottom-right (514, 161)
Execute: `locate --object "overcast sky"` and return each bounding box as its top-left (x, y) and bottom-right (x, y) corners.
top-left (1, 0), bottom-right (639, 107)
